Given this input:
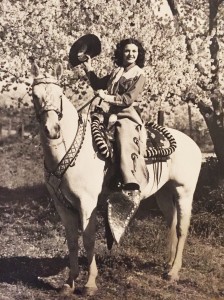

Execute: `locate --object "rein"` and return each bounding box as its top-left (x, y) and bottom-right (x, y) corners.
top-left (77, 95), bottom-right (98, 113)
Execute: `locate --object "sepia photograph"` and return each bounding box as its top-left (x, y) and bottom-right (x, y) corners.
top-left (0, 0), bottom-right (223, 299)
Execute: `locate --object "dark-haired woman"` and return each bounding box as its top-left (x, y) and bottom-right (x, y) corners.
top-left (83, 38), bottom-right (148, 205)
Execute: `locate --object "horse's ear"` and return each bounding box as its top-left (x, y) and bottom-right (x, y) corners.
top-left (55, 63), bottom-right (63, 80)
top-left (31, 62), bottom-right (40, 77)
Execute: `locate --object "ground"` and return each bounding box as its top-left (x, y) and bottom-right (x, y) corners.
top-left (0, 137), bottom-right (223, 300)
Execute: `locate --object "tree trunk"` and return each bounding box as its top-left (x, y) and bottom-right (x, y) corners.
top-left (158, 110), bottom-right (164, 126)
top-left (201, 108), bottom-right (224, 173)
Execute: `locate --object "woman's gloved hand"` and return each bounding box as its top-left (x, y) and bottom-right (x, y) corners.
top-left (82, 55), bottom-right (93, 73)
top-left (95, 89), bottom-right (116, 105)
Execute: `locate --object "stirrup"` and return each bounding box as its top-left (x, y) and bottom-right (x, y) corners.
top-left (107, 189), bottom-right (141, 244)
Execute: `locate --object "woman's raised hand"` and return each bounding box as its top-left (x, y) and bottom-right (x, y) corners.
top-left (82, 55), bottom-right (92, 72)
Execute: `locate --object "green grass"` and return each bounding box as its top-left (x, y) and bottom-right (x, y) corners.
top-left (0, 138), bottom-right (223, 299)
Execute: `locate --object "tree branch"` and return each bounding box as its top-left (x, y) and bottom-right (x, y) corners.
top-left (166, 0), bottom-right (178, 16)
top-left (197, 100), bottom-right (214, 117)
top-left (208, 0), bottom-right (220, 89)
top-left (0, 68), bottom-right (20, 80)
top-left (166, 0), bottom-right (211, 88)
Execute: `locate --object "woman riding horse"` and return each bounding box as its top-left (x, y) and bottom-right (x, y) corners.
top-left (83, 38), bottom-right (148, 207)
top-left (31, 61), bottom-right (201, 295)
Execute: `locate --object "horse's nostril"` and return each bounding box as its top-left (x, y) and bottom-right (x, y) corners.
top-left (56, 124), bottom-right (60, 132)
top-left (44, 126), bottom-right (50, 135)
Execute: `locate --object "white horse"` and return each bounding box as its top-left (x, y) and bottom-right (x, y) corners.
top-left (31, 63), bottom-right (201, 296)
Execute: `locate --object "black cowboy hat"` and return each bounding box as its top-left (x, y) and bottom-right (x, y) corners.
top-left (69, 34), bottom-right (101, 67)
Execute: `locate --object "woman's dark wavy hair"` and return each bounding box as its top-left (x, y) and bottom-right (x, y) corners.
top-left (113, 38), bottom-right (145, 68)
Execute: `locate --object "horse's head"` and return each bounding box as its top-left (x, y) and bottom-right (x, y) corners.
top-left (31, 63), bottom-right (64, 139)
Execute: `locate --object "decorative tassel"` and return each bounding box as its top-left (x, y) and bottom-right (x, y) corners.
top-left (131, 153), bottom-right (138, 173)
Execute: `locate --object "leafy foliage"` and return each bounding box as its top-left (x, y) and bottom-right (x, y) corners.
top-left (1, 1), bottom-right (223, 117)
top-left (2, 0), bottom-right (224, 165)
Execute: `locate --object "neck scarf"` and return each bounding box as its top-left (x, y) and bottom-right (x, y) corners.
top-left (107, 67), bottom-right (124, 94)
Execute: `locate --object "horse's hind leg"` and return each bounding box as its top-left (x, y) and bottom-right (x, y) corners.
top-left (156, 182), bottom-right (178, 274)
top-left (81, 201), bottom-right (98, 296)
top-left (166, 185), bottom-right (193, 281)
top-left (157, 183), bottom-right (193, 282)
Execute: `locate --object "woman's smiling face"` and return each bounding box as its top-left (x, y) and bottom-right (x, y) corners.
top-left (122, 43), bottom-right (139, 67)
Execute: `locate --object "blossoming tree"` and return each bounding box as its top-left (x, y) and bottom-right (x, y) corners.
top-left (1, 0), bottom-right (224, 168)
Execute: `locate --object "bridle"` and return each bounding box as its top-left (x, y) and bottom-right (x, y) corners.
top-left (32, 78), bottom-right (63, 122)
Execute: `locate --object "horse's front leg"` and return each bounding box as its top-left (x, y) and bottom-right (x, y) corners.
top-left (81, 199), bottom-right (98, 296)
top-left (53, 197), bottom-right (79, 295)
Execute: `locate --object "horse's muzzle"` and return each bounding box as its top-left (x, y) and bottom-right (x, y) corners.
top-left (44, 123), bottom-right (61, 139)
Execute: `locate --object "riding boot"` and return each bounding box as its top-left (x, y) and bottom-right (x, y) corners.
top-left (107, 183), bottom-right (141, 244)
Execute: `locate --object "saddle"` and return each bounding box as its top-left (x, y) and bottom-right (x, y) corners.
top-left (91, 115), bottom-right (177, 247)
top-left (91, 116), bottom-right (177, 163)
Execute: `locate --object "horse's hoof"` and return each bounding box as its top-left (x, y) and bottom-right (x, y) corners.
top-left (163, 263), bottom-right (172, 272)
top-left (163, 271), bottom-right (179, 282)
top-left (59, 283), bottom-right (75, 296)
top-left (83, 286), bottom-right (98, 297)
